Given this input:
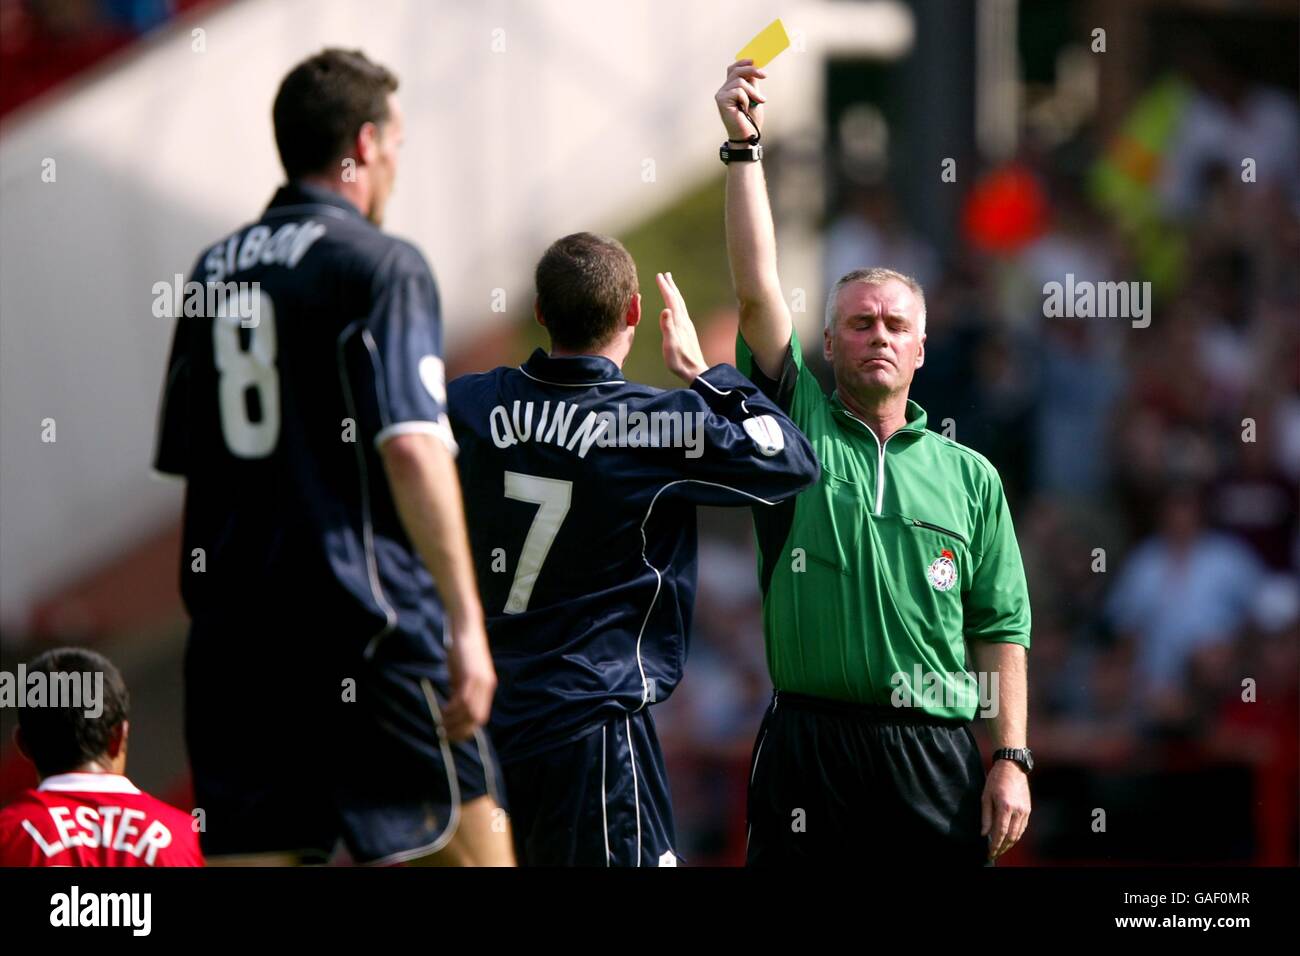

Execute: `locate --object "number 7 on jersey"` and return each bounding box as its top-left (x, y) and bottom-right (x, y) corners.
top-left (502, 471), bottom-right (573, 614)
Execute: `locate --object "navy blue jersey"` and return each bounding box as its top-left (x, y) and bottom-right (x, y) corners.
top-left (448, 352), bottom-right (820, 761)
top-left (153, 182), bottom-right (456, 666)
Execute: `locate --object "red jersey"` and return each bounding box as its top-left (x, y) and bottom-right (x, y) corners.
top-left (0, 772), bottom-right (203, 867)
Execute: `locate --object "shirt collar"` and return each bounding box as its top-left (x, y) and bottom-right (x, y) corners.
top-left (38, 772), bottom-right (141, 795)
top-left (264, 180), bottom-right (366, 221)
top-left (519, 348), bottom-right (625, 387)
top-left (829, 393), bottom-right (929, 439)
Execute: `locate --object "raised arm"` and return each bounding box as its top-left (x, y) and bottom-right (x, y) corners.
top-left (717, 59), bottom-right (792, 381)
top-left (649, 270), bottom-right (818, 502)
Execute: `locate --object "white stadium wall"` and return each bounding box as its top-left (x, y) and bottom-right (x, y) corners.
top-left (0, 0), bottom-right (911, 632)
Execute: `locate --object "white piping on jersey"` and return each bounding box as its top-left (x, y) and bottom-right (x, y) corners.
top-left (337, 321), bottom-right (399, 658)
top-left (364, 678), bottom-right (462, 865)
top-left (633, 479), bottom-right (784, 711)
top-left (516, 365), bottom-right (625, 387)
top-left (840, 407), bottom-right (900, 515)
top-left (472, 727), bottom-right (502, 808)
top-left (626, 716), bottom-right (642, 867)
top-left (38, 773), bottom-right (140, 794)
top-left (692, 372), bottom-right (756, 417)
top-left (361, 329), bottom-right (392, 430)
top-left (601, 725), bottom-right (611, 866)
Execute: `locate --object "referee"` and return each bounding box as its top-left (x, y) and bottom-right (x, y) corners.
top-left (716, 61), bottom-right (1032, 865)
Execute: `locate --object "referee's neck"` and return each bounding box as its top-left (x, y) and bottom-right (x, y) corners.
top-left (837, 388), bottom-right (910, 442)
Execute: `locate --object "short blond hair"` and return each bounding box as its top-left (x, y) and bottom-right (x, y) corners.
top-left (824, 268), bottom-right (927, 334)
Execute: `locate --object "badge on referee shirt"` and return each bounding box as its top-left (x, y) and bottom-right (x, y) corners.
top-left (927, 549), bottom-right (958, 592)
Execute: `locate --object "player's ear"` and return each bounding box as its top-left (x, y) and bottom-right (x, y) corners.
top-left (916, 332), bottom-right (925, 369)
top-left (533, 299), bottom-right (546, 329)
top-left (106, 721), bottom-right (128, 759)
top-left (625, 293), bottom-right (642, 329)
top-left (356, 120), bottom-right (380, 166)
top-left (823, 323), bottom-right (834, 362)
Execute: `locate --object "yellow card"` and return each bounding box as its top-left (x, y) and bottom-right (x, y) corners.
top-left (736, 19), bottom-right (790, 69)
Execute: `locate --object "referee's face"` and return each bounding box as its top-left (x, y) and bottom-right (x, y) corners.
top-left (825, 279), bottom-right (925, 401)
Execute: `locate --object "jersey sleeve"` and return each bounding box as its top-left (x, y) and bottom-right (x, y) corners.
top-left (648, 363), bottom-right (820, 506)
top-left (963, 467), bottom-right (1031, 647)
top-left (359, 242), bottom-right (456, 455)
top-left (735, 323), bottom-right (827, 425)
top-left (153, 308), bottom-right (193, 477)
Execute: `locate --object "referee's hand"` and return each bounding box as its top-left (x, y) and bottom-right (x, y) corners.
top-left (716, 59), bottom-right (767, 143)
top-left (982, 761), bottom-right (1031, 861)
top-left (443, 619), bottom-right (497, 741)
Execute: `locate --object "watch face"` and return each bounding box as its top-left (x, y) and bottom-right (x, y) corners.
top-left (1022, 750), bottom-right (1034, 772)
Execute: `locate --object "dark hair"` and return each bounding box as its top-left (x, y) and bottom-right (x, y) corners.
top-left (17, 647), bottom-right (129, 777)
top-left (535, 233), bottom-right (639, 351)
top-left (273, 49), bottom-right (399, 180)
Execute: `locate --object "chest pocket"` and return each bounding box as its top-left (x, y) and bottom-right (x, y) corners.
top-left (791, 469), bottom-right (865, 576)
top-left (873, 513), bottom-right (971, 647)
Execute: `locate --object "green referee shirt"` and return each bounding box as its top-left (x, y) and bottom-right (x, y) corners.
top-left (736, 326), bottom-right (1030, 720)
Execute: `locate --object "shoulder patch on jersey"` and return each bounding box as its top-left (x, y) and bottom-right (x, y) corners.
top-left (743, 414), bottom-right (785, 457)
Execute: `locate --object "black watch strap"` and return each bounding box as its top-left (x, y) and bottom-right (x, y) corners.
top-left (992, 747), bottom-right (1033, 773)
top-left (720, 141), bottom-right (763, 164)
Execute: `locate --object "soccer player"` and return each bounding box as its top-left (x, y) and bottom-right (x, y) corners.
top-left (716, 61), bottom-right (1033, 865)
top-left (152, 49), bottom-right (512, 865)
top-left (448, 234), bottom-right (820, 865)
top-left (0, 648), bottom-right (203, 867)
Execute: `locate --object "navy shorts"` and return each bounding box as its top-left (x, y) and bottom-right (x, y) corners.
top-left (185, 634), bottom-right (506, 865)
top-left (502, 708), bottom-right (677, 866)
top-left (746, 690), bottom-right (988, 866)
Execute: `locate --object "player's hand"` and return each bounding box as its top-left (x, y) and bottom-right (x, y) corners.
top-left (656, 272), bottom-right (708, 384)
top-left (716, 59), bottom-right (767, 143)
top-left (981, 760), bottom-right (1031, 862)
top-left (443, 618), bottom-right (497, 741)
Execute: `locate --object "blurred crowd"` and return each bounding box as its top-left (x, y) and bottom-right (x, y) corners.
top-left (660, 42), bottom-right (1299, 865)
top-left (0, 0), bottom-right (214, 117)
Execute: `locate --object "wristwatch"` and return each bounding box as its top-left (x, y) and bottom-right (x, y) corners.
top-left (992, 747), bottom-right (1033, 774)
top-left (720, 140), bottom-right (762, 164)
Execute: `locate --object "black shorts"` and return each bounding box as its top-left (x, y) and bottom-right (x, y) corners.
top-left (745, 690), bottom-right (988, 866)
top-left (184, 634), bottom-right (506, 864)
top-left (502, 709), bottom-right (677, 866)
